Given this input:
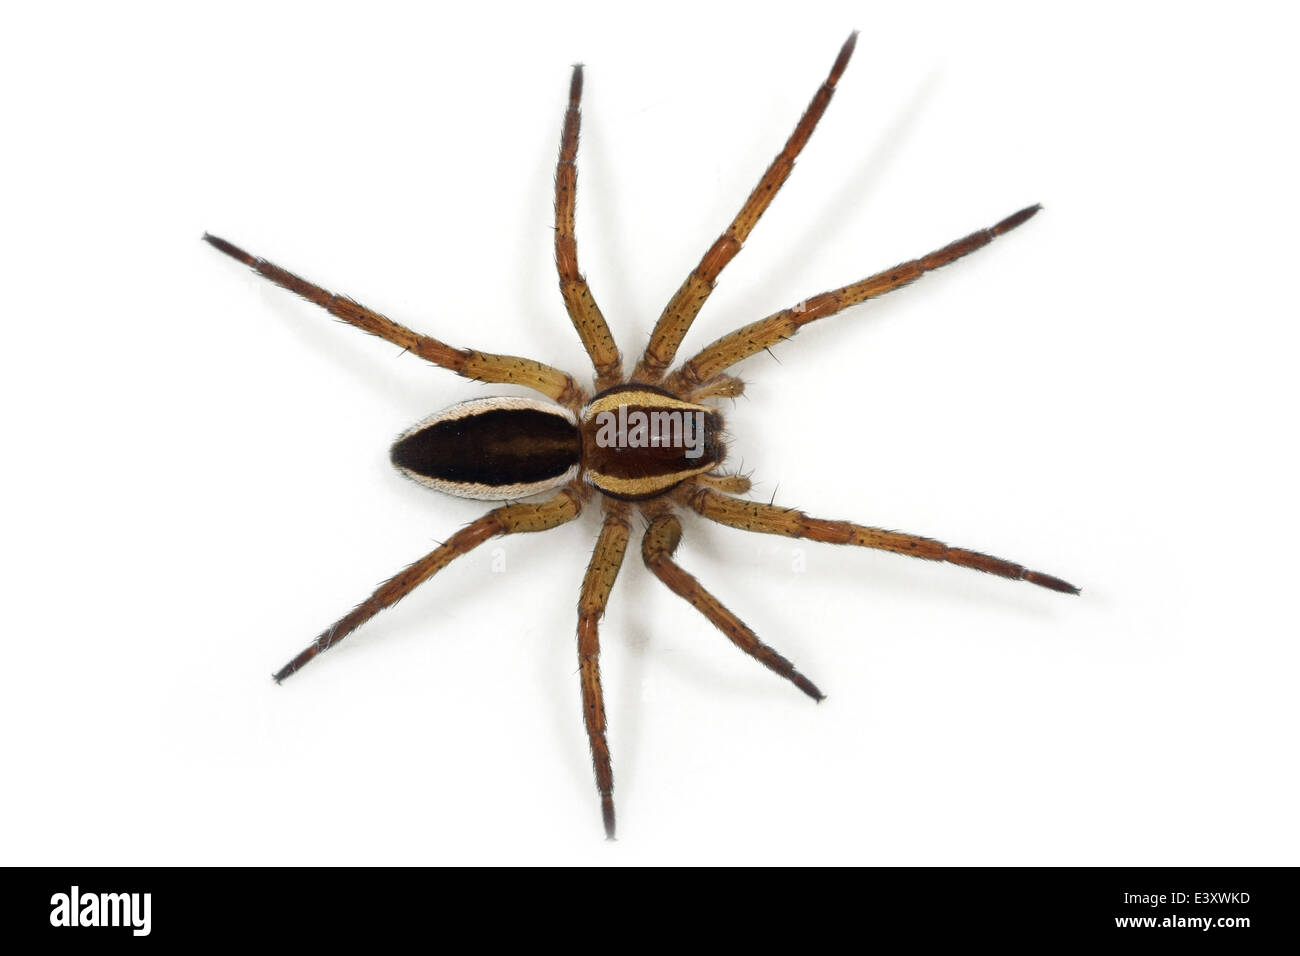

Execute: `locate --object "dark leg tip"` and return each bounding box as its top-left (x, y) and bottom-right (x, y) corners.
top-left (568, 63), bottom-right (584, 105)
top-left (601, 796), bottom-right (616, 840)
top-left (203, 232), bottom-right (256, 266)
top-left (1025, 571), bottom-right (1081, 595)
top-left (831, 32), bottom-right (859, 82)
top-left (794, 673), bottom-right (827, 702)
top-left (993, 204), bottom-right (1042, 236)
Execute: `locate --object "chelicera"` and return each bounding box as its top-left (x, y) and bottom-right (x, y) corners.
top-left (206, 32), bottom-right (1077, 839)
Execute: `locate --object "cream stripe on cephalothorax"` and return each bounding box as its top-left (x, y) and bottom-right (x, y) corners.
top-left (579, 386), bottom-right (713, 423)
top-left (586, 464), bottom-right (719, 500)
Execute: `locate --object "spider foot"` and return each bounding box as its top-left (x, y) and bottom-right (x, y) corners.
top-left (601, 795), bottom-right (616, 840)
top-left (1024, 571), bottom-right (1081, 595)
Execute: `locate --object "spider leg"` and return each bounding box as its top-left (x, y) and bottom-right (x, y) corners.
top-left (683, 373), bottom-right (746, 403)
top-left (677, 484), bottom-right (1079, 595)
top-left (640, 510), bottom-right (824, 701)
top-left (272, 491), bottom-right (582, 682)
top-left (665, 205), bottom-right (1040, 392)
top-left (554, 65), bottom-right (622, 390)
top-left (632, 32), bottom-right (859, 384)
top-left (204, 235), bottom-right (584, 407)
top-left (576, 499), bottom-right (631, 839)
top-left (695, 472), bottom-right (752, 495)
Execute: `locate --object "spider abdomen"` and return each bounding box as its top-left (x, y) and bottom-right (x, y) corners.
top-left (579, 385), bottom-right (725, 500)
top-left (391, 397), bottom-right (581, 500)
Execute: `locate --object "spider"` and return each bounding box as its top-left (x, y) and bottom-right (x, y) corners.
top-left (205, 31), bottom-right (1077, 840)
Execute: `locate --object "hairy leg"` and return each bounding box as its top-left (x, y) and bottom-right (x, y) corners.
top-left (665, 205), bottom-right (1040, 393)
top-left (554, 65), bottom-right (622, 389)
top-left (683, 373), bottom-right (746, 402)
top-left (273, 491), bottom-right (583, 682)
top-left (641, 510), bottom-right (824, 700)
top-left (677, 484), bottom-right (1078, 594)
top-left (205, 234), bottom-right (583, 407)
top-left (576, 499), bottom-right (631, 838)
top-left (633, 32), bottom-right (859, 383)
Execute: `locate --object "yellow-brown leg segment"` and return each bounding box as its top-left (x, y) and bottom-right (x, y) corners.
top-left (695, 472), bottom-right (753, 495)
top-left (576, 499), bottom-right (631, 838)
top-left (677, 485), bottom-right (1079, 594)
top-left (554, 65), bottom-right (622, 390)
top-left (665, 205), bottom-right (1040, 394)
top-left (204, 234), bottom-right (584, 407)
top-left (641, 512), bottom-right (825, 701)
top-left (632, 32), bottom-right (859, 384)
top-left (273, 492), bottom-right (582, 682)
top-left (684, 373), bottom-right (747, 403)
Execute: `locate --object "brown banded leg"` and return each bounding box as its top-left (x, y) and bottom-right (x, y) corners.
top-left (273, 491), bottom-right (582, 682)
top-left (554, 65), bottom-right (622, 390)
top-left (640, 511), bottom-right (824, 701)
top-left (204, 235), bottom-right (584, 408)
top-left (677, 485), bottom-right (1079, 594)
top-left (632, 32), bottom-right (859, 384)
top-left (665, 205), bottom-right (1040, 394)
top-left (576, 499), bottom-right (631, 838)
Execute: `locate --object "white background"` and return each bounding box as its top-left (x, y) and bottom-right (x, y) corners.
top-left (3, 1), bottom-right (1297, 865)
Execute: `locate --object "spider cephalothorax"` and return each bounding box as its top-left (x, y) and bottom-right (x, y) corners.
top-left (206, 31), bottom-right (1076, 839)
